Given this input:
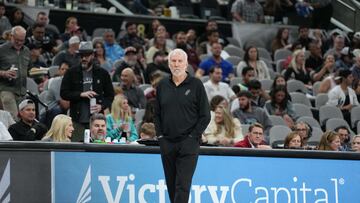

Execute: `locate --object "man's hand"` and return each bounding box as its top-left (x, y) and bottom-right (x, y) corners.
top-left (80, 91), bottom-right (97, 99)
top-left (90, 104), bottom-right (102, 113)
top-left (3, 70), bottom-right (17, 79)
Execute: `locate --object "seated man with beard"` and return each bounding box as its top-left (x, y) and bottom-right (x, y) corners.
top-left (144, 50), bottom-right (170, 84)
top-left (89, 113), bottom-right (107, 143)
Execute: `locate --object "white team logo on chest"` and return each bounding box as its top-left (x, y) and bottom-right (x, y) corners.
top-left (185, 89), bottom-right (191, 96)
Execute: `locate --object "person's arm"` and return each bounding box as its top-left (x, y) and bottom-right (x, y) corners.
top-left (106, 116), bottom-right (120, 139)
top-left (60, 70), bottom-right (82, 101)
top-left (318, 79), bottom-right (331, 93)
top-left (128, 119), bottom-right (139, 142)
top-left (154, 83), bottom-right (163, 138)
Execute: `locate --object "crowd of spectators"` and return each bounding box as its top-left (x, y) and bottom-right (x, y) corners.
top-left (0, 2), bottom-right (360, 153)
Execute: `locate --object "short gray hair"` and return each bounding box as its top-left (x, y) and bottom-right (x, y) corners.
top-left (11, 26), bottom-right (26, 36)
top-left (168, 48), bottom-right (188, 62)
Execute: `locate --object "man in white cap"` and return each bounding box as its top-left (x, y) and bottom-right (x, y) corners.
top-left (52, 35), bottom-right (80, 68)
top-left (60, 41), bottom-right (114, 142)
top-left (8, 99), bottom-right (47, 141)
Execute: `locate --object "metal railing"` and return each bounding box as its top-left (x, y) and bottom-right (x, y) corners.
top-left (332, 0), bottom-right (360, 31)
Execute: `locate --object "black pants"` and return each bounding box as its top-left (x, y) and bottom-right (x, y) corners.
top-left (312, 4), bottom-right (333, 30)
top-left (159, 135), bottom-right (200, 203)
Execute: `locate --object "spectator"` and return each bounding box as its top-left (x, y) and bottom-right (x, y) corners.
top-left (232, 91), bottom-right (272, 136)
top-left (28, 11), bottom-right (61, 46)
top-left (353, 79), bottom-right (360, 102)
top-left (233, 123), bottom-right (271, 149)
top-left (231, 0), bottom-right (264, 23)
top-left (142, 98), bottom-right (156, 124)
top-left (106, 94), bottom-right (138, 142)
top-left (144, 50), bottom-right (170, 84)
top-left (326, 69), bottom-right (358, 125)
top-left (284, 132), bottom-right (302, 149)
top-left (335, 47), bottom-right (353, 70)
top-left (284, 49), bottom-right (312, 88)
top-left (270, 75), bottom-right (288, 96)
top-left (0, 121), bottom-right (12, 140)
top-left (197, 20), bottom-right (227, 46)
top-left (352, 50), bottom-right (360, 80)
top-left (264, 86), bottom-right (297, 128)
top-left (89, 113), bottom-right (107, 143)
top-left (52, 36), bottom-right (80, 68)
top-left (144, 71), bottom-right (163, 100)
top-left (237, 46), bottom-right (270, 80)
top-left (324, 35), bottom-right (345, 60)
top-left (312, 54), bottom-right (335, 82)
top-left (271, 27), bottom-right (291, 54)
top-left (186, 29), bottom-right (197, 49)
top-left (175, 31), bottom-right (200, 72)
top-left (139, 122), bottom-right (156, 140)
top-left (0, 26), bottom-right (30, 119)
top-left (196, 42), bottom-right (234, 82)
top-left (351, 135), bottom-right (360, 152)
top-left (120, 68), bottom-right (146, 109)
top-left (318, 131), bottom-right (341, 151)
top-left (203, 66), bottom-right (236, 102)
top-left (248, 79), bottom-right (269, 107)
top-left (0, 3), bottom-right (11, 36)
top-left (41, 114), bottom-right (74, 142)
top-left (8, 99), bottom-right (47, 141)
top-left (93, 40), bottom-right (112, 73)
top-left (113, 46), bottom-right (145, 84)
top-left (28, 43), bottom-right (47, 68)
top-left (9, 8), bottom-right (27, 29)
top-left (352, 32), bottom-right (360, 50)
top-left (60, 16), bottom-right (78, 42)
top-left (294, 121), bottom-right (312, 147)
top-left (148, 25), bottom-right (175, 50)
top-left (119, 22), bottom-right (146, 48)
top-left (204, 106), bottom-right (243, 146)
top-left (146, 32), bottom-right (171, 64)
top-left (263, 0), bottom-right (293, 23)
top-left (103, 29), bottom-right (124, 65)
top-left (197, 30), bottom-right (225, 56)
top-left (334, 126), bottom-right (351, 151)
top-left (238, 66), bottom-right (256, 91)
top-left (294, 26), bottom-right (312, 49)
top-left (306, 42), bottom-right (323, 72)
top-left (60, 41), bottom-right (114, 141)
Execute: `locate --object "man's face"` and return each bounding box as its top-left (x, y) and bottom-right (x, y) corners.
top-left (176, 33), bottom-right (187, 46)
top-left (299, 28), bottom-right (309, 39)
top-left (20, 105), bottom-right (36, 123)
top-left (208, 32), bottom-right (219, 44)
top-left (206, 21), bottom-right (218, 31)
top-left (211, 68), bottom-right (222, 83)
top-left (337, 128), bottom-right (349, 144)
top-left (168, 52), bottom-right (188, 77)
top-left (0, 6), bottom-right (5, 16)
top-left (80, 53), bottom-right (94, 70)
top-left (125, 53), bottom-right (138, 66)
top-left (249, 127), bottom-right (264, 146)
top-left (90, 119), bottom-right (107, 140)
top-left (11, 31), bottom-right (25, 51)
top-left (127, 24), bottom-right (137, 36)
top-left (211, 43), bottom-right (222, 57)
top-left (239, 96), bottom-right (250, 111)
top-left (103, 32), bottom-right (115, 44)
top-left (58, 63), bottom-right (69, 76)
top-left (32, 26), bottom-right (45, 41)
top-left (37, 14), bottom-right (48, 25)
top-left (309, 44), bottom-right (322, 56)
top-left (249, 88), bottom-right (260, 98)
top-left (121, 70), bottom-right (134, 85)
top-left (243, 70), bottom-right (255, 84)
top-left (346, 74), bottom-right (354, 85)
top-left (334, 37), bottom-right (345, 50)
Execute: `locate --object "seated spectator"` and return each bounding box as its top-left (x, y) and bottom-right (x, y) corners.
top-left (312, 54), bottom-right (335, 82)
top-left (175, 31), bottom-right (200, 72)
top-left (0, 121), bottom-right (12, 140)
top-left (106, 95), bottom-right (138, 142)
top-left (284, 49), bottom-right (312, 88)
top-left (294, 121), bottom-right (312, 147)
top-left (41, 114), bottom-right (73, 142)
top-left (93, 40), bottom-right (112, 73)
top-left (204, 106), bottom-right (243, 146)
top-left (28, 43), bottom-right (47, 68)
top-left (197, 30), bottom-right (226, 57)
top-left (306, 42), bottom-right (323, 72)
top-left (352, 50), bottom-right (360, 81)
top-left (237, 66), bottom-right (256, 91)
top-left (196, 42), bottom-right (234, 82)
top-left (294, 25), bottom-right (313, 49)
top-left (146, 32), bottom-right (171, 64)
top-left (334, 126), bottom-right (351, 151)
top-left (60, 16), bottom-right (78, 42)
top-left (119, 22), bottom-right (146, 48)
top-left (327, 69), bottom-right (358, 125)
top-left (144, 50), bottom-right (170, 84)
top-left (284, 132), bottom-right (302, 149)
top-left (232, 91), bottom-right (272, 136)
top-left (269, 75), bottom-right (290, 101)
top-left (335, 47), bottom-right (353, 70)
top-left (264, 86), bottom-right (297, 128)
top-left (324, 35), bottom-right (345, 60)
top-left (120, 68), bottom-right (146, 109)
top-left (0, 3), bottom-right (11, 36)
top-left (113, 46), bottom-right (145, 84)
top-left (204, 66), bottom-right (236, 102)
top-left (237, 46), bottom-right (270, 80)
top-left (142, 98), bottom-right (156, 124)
top-left (8, 99), bottom-right (47, 141)
top-left (144, 71), bottom-right (163, 100)
top-left (318, 131), bottom-right (341, 151)
top-left (89, 113), bottom-right (107, 143)
top-left (248, 79), bottom-right (269, 107)
top-left (148, 25), bottom-right (175, 50)
top-left (271, 27), bottom-right (292, 54)
top-left (351, 135), bottom-right (360, 152)
top-left (103, 29), bottom-right (124, 65)
top-left (263, 1), bottom-right (292, 23)
top-left (9, 7), bottom-right (27, 29)
top-left (0, 110), bottom-right (15, 128)
top-left (197, 20), bottom-right (228, 46)
top-left (139, 122), bottom-right (156, 140)
top-left (233, 123), bottom-right (271, 149)
top-left (231, 0), bottom-right (264, 23)
top-left (52, 36), bottom-right (80, 68)
top-left (186, 29), bottom-right (197, 49)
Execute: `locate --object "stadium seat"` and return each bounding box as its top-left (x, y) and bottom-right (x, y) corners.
top-left (268, 115), bottom-right (287, 126)
top-left (319, 105), bottom-right (343, 126)
top-left (224, 45), bottom-right (244, 58)
top-left (297, 116), bottom-right (321, 129)
top-left (312, 81), bottom-right (321, 96)
top-left (293, 103), bottom-right (313, 117)
top-left (226, 56), bottom-right (242, 66)
top-left (351, 106), bottom-right (360, 129)
top-left (260, 79), bottom-right (273, 92)
top-left (27, 77), bottom-right (39, 95)
top-left (276, 59), bottom-right (286, 73)
top-left (269, 125), bottom-right (292, 148)
top-left (226, 37), bottom-right (242, 48)
top-left (325, 118), bottom-right (353, 135)
top-left (257, 47), bottom-right (272, 61)
top-left (274, 48), bottom-right (292, 62)
top-left (287, 80), bottom-right (307, 94)
top-left (229, 77), bottom-right (243, 88)
top-left (290, 92), bottom-right (312, 107)
top-left (315, 93), bottom-right (329, 109)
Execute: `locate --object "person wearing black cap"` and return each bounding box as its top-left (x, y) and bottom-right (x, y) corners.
top-left (144, 50), bottom-right (170, 84)
top-left (112, 46), bottom-right (144, 83)
top-left (60, 41), bottom-right (114, 141)
top-left (327, 69), bottom-right (359, 125)
top-left (119, 22), bottom-right (146, 48)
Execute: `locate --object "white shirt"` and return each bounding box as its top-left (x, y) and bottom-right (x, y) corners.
top-left (204, 80), bottom-right (235, 102)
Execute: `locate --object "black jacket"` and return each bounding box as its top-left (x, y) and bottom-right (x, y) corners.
top-left (60, 64), bottom-right (114, 122)
top-left (8, 120), bottom-right (47, 141)
top-left (155, 74), bottom-right (210, 141)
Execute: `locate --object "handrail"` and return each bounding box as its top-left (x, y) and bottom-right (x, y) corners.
top-left (350, 0), bottom-right (360, 8)
top-left (107, 0), bottom-right (133, 15)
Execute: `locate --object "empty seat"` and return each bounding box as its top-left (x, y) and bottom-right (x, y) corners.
top-left (287, 80), bottom-right (307, 94)
top-left (293, 103), bottom-right (313, 117)
top-left (274, 48), bottom-right (292, 62)
top-left (257, 47), bottom-right (272, 61)
top-left (226, 37), bottom-right (242, 48)
top-left (319, 105), bottom-right (343, 126)
top-left (260, 79), bottom-right (273, 92)
top-left (290, 92), bottom-right (312, 107)
top-left (229, 77), bottom-right (243, 88)
top-left (276, 59), bottom-right (286, 73)
top-left (297, 116), bottom-right (321, 129)
top-left (315, 93), bottom-right (329, 109)
top-left (27, 77), bottom-right (39, 95)
top-left (269, 125), bottom-right (292, 148)
top-left (351, 106), bottom-right (360, 129)
top-left (224, 45), bottom-right (244, 58)
top-left (226, 56), bottom-right (242, 66)
top-left (268, 115), bottom-right (287, 126)
top-left (308, 127), bottom-right (323, 142)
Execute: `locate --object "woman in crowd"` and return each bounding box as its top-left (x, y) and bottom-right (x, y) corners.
top-left (284, 132), bottom-right (302, 149)
top-left (9, 7), bottom-right (27, 29)
top-left (312, 54), bottom-right (336, 83)
top-left (93, 41), bottom-right (112, 73)
top-left (41, 115), bottom-right (74, 142)
top-left (203, 106), bottom-right (243, 146)
top-left (60, 16), bottom-right (78, 42)
top-left (351, 135), bottom-right (360, 152)
top-left (271, 27), bottom-right (291, 53)
top-left (264, 86), bottom-right (297, 127)
top-left (146, 32), bottom-right (171, 64)
top-left (284, 49), bottom-right (312, 88)
top-left (106, 95), bottom-right (138, 142)
top-left (318, 131), bottom-right (341, 151)
top-left (237, 46), bottom-right (270, 80)
top-left (269, 75), bottom-right (290, 100)
top-left (294, 121), bottom-right (312, 147)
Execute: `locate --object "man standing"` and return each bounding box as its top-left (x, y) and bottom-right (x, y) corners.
top-left (155, 49), bottom-right (210, 203)
top-left (60, 41), bottom-right (114, 142)
top-left (89, 113), bottom-right (107, 143)
top-left (0, 26), bottom-right (29, 119)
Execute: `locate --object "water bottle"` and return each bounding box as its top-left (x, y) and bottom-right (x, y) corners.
top-left (54, 0), bottom-right (60, 8)
top-left (84, 129), bottom-right (90, 143)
